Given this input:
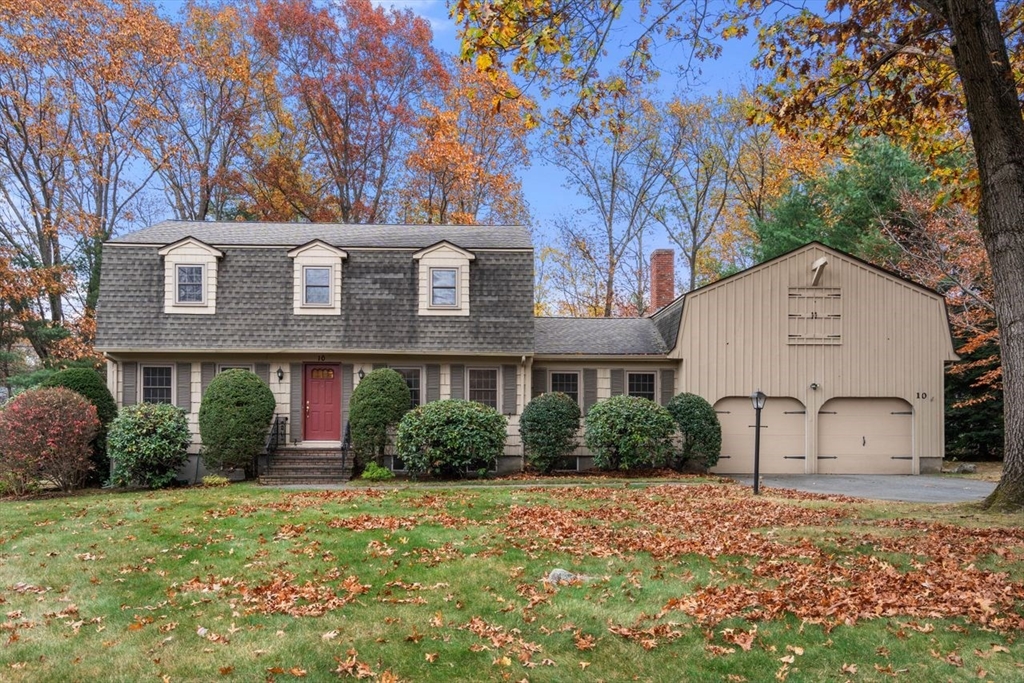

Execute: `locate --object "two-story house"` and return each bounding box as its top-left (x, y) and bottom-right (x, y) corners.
top-left (95, 220), bottom-right (957, 481)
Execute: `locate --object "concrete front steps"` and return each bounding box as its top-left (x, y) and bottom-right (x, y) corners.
top-left (259, 448), bottom-right (353, 485)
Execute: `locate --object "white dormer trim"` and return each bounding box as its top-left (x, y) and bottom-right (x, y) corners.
top-left (288, 240), bottom-right (347, 315)
top-left (413, 241), bottom-right (475, 317)
top-left (158, 237), bottom-right (223, 315)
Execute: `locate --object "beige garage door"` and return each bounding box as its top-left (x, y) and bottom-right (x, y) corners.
top-left (817, 398), bottom-right (913, 474)
top-left (712, 396), bottom-right (807, 474)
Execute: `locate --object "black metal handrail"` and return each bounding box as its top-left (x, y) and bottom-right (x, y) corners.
top-left (341, 421), bottom-right (352, 472)
top-left (257, 414), bottom-right (288, 478)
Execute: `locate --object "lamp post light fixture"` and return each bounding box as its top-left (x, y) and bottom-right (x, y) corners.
top-left (751, 389), bottom-right (767, 495)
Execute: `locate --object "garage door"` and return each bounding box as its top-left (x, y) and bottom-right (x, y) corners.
top-left (817, 398), bottom-right (913, 474)
top-left (712, 396), bottom-right (807, 474)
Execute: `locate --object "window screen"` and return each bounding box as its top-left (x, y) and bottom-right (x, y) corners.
top-left (627, 372), bottom-right (656, 401)
top-left (142, 366), bottom-right (173, 404)
top-left (430, 268), bottom-right (458, 306)
top-left (304, 267), bottom-right (331, 305)
top-left (468, 368), bottom-right (498, 409)
top-left (550, 372), bottom-right (579, 404)
top-left (176, 265), bottom-right (203, 303)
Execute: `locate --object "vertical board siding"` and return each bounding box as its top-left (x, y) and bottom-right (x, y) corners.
top-left (200, 362), bottom-right (216, 396)
top-left (122, 362), bottom-right (137, 406)
top-left (673, 245), bottom-right (956, 470)
top-left (289, 363), bottom-right (302, 442)
top-left (255, 363), bottom-right (270, 386)
top-left (660, 369), bottom-right (675, 405)
top-left (372, 363), bottom-right (386, 370)
top-left (531, 367), bottom-right (547, 398)
top-left (502, 365), bottom-right (517, 415)
top-left (450, 365), bottom-right (465, 400)
top-left (176, 363), bottom-right (191, 412)
top-left (341, 364), bottom-right (354, 433)
top-left (583, 368), bottom-right (597, 415)
top-left (610, 369), bottom-right (624, 396)
top-left (426, 365), bottom-right (441, 402)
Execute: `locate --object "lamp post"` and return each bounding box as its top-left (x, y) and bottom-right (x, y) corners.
top-left (751, 389), bottom-right (766, 495)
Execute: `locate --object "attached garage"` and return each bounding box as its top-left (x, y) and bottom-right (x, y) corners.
top-left (713, 396), bottom-right (807, 474)
top-left (817, 398), bottom-right (914, 474)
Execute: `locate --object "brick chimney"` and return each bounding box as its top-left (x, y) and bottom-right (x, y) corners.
top-left (650, 249), bottom-right (675, 312)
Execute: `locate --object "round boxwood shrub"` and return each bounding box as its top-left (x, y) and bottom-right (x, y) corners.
top-left (109, 403), bottom-right (191, 489)
top-left (199, 369), bottom-right (276, 473)
top-left (666, 392), bottom-right (722, 469)
top-left (396, 399), bottom-right (507, 478)
top-left (41, 367), bottom-right (117, 482)
top-left (349, 368), bottom-right (411, 470)
top-left (520, 392), bottom-right (581, 473)
top-left (584, 395), bottom-right (676, 471)
top-left (0, 387), bottom-right (99, 493)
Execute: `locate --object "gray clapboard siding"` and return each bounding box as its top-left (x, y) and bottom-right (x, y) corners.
top-left (426, 365), bottom-right (440, 402)
top-left (610, 369), bottom-right (624, 396)
top-left (450, 365), bottom-right (465, 400)
top-left (583, 368), bottom-right (598, 415)
top-left (289, 363), bottom-right (302, 442)
top-left (660, 369), bottom-right (676, 406)
top-left (122, 362), bottom-right (138, 406)
top-left (502, 365), bottom-right (517, 415)
top-left (531, 366), bottom-right (547, 398)
top-left (176, 363), bottom-right (191, 412)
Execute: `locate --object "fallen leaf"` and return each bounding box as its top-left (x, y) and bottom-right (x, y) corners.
top-left (425, 653), bottom-right (438, 663)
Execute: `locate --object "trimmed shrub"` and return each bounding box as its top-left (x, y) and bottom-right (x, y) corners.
top-left (349, 368), bottom-right (411, 469)
top-left (360, 461), bottom-right (395, 482)
top-left (41, 367), bottom-right (117, 482)
top-left (109, 403), bottom-right (191, 489)
top-left (584, 395), bottom-right (676, 471)
top-left (0, 387), bottom-right (99, 493)
top-left (520, 392), bottom-right (581, 473)
top-left (198, 369), bottom-right (276, 473)
top-left (396, 399), bottom-right (507, 478)
top-left (666, 392), bottom-right (722, 469)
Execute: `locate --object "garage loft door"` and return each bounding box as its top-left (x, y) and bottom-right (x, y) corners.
top-left (712, 396), bottom-right (807, 474)
top-left (817, 398), bottom-right (913, 474)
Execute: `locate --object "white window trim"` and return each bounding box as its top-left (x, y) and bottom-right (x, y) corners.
top-left (428, 267), bottom-right (460, 309)
top-left (466, 366), bottom-right (501, 412)
top-left (626, 371), bottom-right (658, 401)
top-left (217, 363), bottom-right (254, 374)
top-left (392, 366), bottom-right (425, 407)
top-left (288, 241), bottom-right (346, 316)
top-left (549, 370), bottom-right (581, 406)
top-left (302, 265), bottom-right (334, 308)
top-left (140, 364), bottom-right (175, 405)
top-left (174, 264), bottom-right (207, 306)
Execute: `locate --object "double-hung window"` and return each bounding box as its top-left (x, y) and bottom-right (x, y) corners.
top-left (550, 372), bottom-right (580, 405)
top-left (176, 265), bottom-right (204, 304)
top-left (142, 366), bottom-right (173, 404)
top-left (627, 372), bottom-right (656, 401)
top-left (430, 268), bottom-right (458, 307)
top-left (468, 368), bottom-right (498, 410)
top-left (394, 368), bottom-right (422, 410)
top-left (303, 266), bottom-right (332, 306)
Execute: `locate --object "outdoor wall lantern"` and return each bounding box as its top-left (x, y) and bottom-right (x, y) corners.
top-left (358, 369), bottom-right (366, 380)
top-left (276, 367), bottom-right (284, 382)
top-left (750, 389), bottom-right (767, 495)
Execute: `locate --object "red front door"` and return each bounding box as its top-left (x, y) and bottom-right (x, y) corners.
top-left (304, 364), bottom-right (341, 441)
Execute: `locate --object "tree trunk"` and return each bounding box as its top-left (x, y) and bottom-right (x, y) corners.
top-left (945, 0), bottom-right (1024, 509)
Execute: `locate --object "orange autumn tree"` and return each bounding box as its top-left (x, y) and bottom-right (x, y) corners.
top-left (401, 64), bottom-right (532, 225)
top-left (0, 0), bottom-right (179, 362)
top-left (252, 0), bottom-right (447, 223)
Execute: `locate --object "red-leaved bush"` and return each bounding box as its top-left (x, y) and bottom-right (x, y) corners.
top-left (0, 387), bottom-right (99, 494)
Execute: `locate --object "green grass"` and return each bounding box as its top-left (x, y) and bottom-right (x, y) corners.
top-left (1, 481), bottom-right (1022, 682)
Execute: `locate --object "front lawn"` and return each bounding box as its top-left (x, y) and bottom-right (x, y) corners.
top-left (1, 481), bottom-right (1022, 682)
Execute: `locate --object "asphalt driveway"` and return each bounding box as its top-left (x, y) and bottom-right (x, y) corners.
top-left (726, 474), bottom-right (997, 504)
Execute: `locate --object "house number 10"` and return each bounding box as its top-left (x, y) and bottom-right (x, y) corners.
top-left (316, 355), bottom-right (326, 362)
top-left (916, 392), bottom-right (927, 399)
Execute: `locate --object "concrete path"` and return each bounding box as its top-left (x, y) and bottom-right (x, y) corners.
top-left (726, 474), bottom-right (996, 504)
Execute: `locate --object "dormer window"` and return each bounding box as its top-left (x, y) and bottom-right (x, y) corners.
top-left (413, 241), bottom-right (475, 317)
top-left (158, 237), bottom-right (223, 315)
top-left (176, 265), bottom-right (205, 304)
top-left (303, 266), bottom-right (332, 306)
top-left (430, 268), bottom-right (458, 307)
top-left (288, 240), bottom-right (347, 315)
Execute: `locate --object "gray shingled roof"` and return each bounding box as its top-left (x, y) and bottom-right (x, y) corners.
top-left (534, 317), bottom-right (668, 355)
top-left (110, 220), bottom-right (532, 249)
top-left (650, 296), bottom-right (684, 351)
